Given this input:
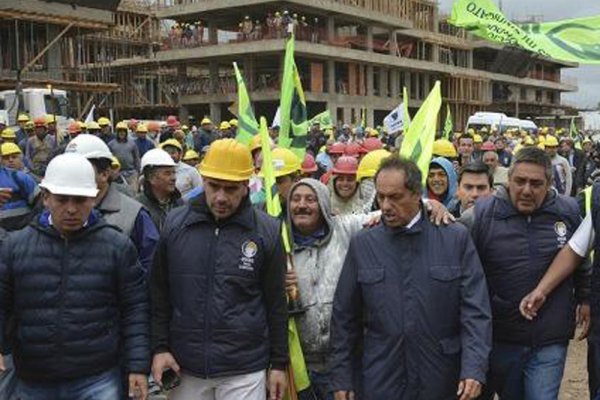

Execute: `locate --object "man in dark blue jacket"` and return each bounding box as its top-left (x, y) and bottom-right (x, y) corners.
top-left (460, 147), bottom-right (589, 399)
top-left (150, 139), bottom-right (288, 400)
top-left (329, 155), bottom-right (492, 400)
top-left (0, 153), bottom-right (150, 400)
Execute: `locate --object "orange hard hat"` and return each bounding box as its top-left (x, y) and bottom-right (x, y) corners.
top-left (344, 142), bottom-right (362, 158)
top-left (362, 137), bottom-right (383, 152)
top-left (332, 156), bottom-right (358, 175)
top-left (301, 153), bottom-right (318, 173)
top-left (68, 122), bottom-right (81, 134)
top-left (166, 115), bottom-right (179, 127)
top-left (328, 142), bottom-right (346, 155)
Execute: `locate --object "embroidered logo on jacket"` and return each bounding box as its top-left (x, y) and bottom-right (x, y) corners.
top-left (239, 240), bottom-right (258, 271)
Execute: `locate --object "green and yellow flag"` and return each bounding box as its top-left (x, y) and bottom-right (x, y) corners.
top-left (233, 62), bottom-right (259, 146)
top-left (309, 110), bottom-right (333, 130)
top-left (259, 117), bottom-right (310, 396)
top-left (570, 117), bottom-right (582, 150)
top-left (449, 0), bottom-right (600, 64)
top-left (443, 104), bottom-right (453, 140)
top-left (399, 81), bottom-right (442, 185)
top-left (279, 36), bottom-right (309, 160)
top-left (403, 86), bottom-right (411, 132)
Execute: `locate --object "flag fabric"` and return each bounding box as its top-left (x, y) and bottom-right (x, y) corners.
top-left (443, 104), bottom-right (453, 140)
top-left (449, 0), bottom-right (600, 64)
top-left (259, 117), bottom-right (310, 395)
top-left (233, 62), bottom-right (259, 146)
top-left (272, 107), bottom-right (281, 128)
top-left (570, 117), bottom-right (582, 150)
top-left (278, 36), bottom-right (309, 159)
top-left (383, 104), bottom-right (405, 134)
top-left (399, 81), bottom-right (442, 186)
top-left (309, 110), bottom-right (333, 129)
top-left (403, 87), bottom-right (411, 132)
top-left (84, 105), bottom-right (96, 124)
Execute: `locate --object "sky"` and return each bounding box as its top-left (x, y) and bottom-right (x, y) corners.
top-left (438, 0), bottom-right (600, 109)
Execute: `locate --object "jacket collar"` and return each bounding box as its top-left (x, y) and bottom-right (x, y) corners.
top-left (382, 206), bottom-right (425, 236)
top-left (142, 182), bottom-right (182, 206)
top-left (33, 209), bottom-right (106, 240)
top-left (97, 184), bottom-right (121, 213)
top-left (185, 193), bottom-right (255, 230)
top-left (492, 185), bottom-right (560, 219)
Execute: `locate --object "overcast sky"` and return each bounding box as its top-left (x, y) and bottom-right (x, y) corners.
top-left (438, 0), bottom-right (600, 109)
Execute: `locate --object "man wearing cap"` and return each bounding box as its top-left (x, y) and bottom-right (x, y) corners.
top-left (15, 114), bottom-right (29, 145)
top-left (0, 143), bottom-right (26, 172)
top-left (329, 156), bottom-right (374, 215)
top-left (18, 121), bottom-right (34, 154)
top-left (151, 138), bottom-right (289, 400)
top-left (545, 135), bottom-right (572, 196)
top-left (65, 134), bottom-right (159, 275)
top-left (194, 118), bottom-right (218, 151)
top-left (25, 117), bottom-right (57, 179)
top-left (98, 117), bottom-right (116, 144)
top-left (0, 153), bottom-right (149, 400)
top-left (161, 139), bottom-right (202, 198)
top-left (134, 124), bottom-right (156, 158)
top-left (109, 122), bottom-right (141, 192)
top-left (137, 149), bottom-right (183, 231)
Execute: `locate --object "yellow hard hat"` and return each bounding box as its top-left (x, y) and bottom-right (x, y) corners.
top-left (77, 121), bottom-right (87, 130)
top-left (259, 147), bottom-right (301, 178)
top-left (357, 149), bottom-right (391, 181)
top-left (87, 121), bottom-right (100, 130)
top-left (17, 114), bottom-right (30, 123)
top-left (25, 121), bottom-right (34, 129)
top-left (181, 125), bottom-right (189, 131)
top-left (583, 137), bottom-right (593, 145)
top-left (160, 139), bottom-right (183, 152)
top-left (523, 136), bottom-right (535, 146)
top-left (183, 149), bottom-right (200, 161)
top-left (45, 114), bottom-right (57, 124)
top-left (544, 135), bottom-right (559, 147)
top-left (480, 127), bottom-right (488, 133)
top-left (537, 143), bottom-right (545, 150)
top-left (116, 121), bottom-right (128, 130)
top-left (537, 136), bottom-right (546, 146)
top-left (199, 138), bottom-right (254, 181)
top-left (201, 118), bottom-right (212, 125)
top-left (219, 121), bottom-right (231, 130)
top-left (98, 117), bottom-right (111, 126)
top-left (249, 135), bottom-right (263, 152)
top-left (1, 128), bottom-right (16, 140)
top-left (1, 142), bottom-right (22, 156)
top-left (111, 156), bottom-right (121, 169)
top-left (467, 128), bottom-right (475, 135)
top-left (541, 127), bottom-right (549, 134)
top-left (229, 119), bottom-right (238, 127)
top-left (136, 124), bottom-right (148, 133)
top-left (432, 139), bottom-right (458, 158)
top-left (473, 134), bottom-right (483, 144)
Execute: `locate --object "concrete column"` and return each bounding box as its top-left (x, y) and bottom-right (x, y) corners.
top-left (380, 67), bottom-right (389, 98)
top-left (328, 102), bottom-right (338, 124)
top-left (327, 16), bottom-right (335, 42)
top-left (343, 107), bottom-right (352, 124)
top-left (210, 103), bottom-right (221, 123)
top-left (47, 25), bottom-right (62, 80)
top-left (366, 65), bottom-right (374, 97)
top-left (209, 61), bottom-right (219, 94)
top-left (243, 57), bottom-right (254, 90)
top-left (367, 26), bottom-right (374, 52)
top-left (390, 69), bottom-right (399, 98)
top-left (367, 108), bottom-right (374, 127)
top-left (177, 65), bottom-right (187, 105)
top-left (432, 44), bottom-right (440, 63)
top-left (327, 60), bottom-right (336, 94)
top-left (404, 72), bottom-right (412, 98)
top-left (389, 29), bottom-right (397, 56)
top-left (467, 50), bottom-right (474, 68)
top-left (208, 21), bottom-right (218, 45)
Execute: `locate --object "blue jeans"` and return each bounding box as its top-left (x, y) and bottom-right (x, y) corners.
top-left (16, 367), bottom-right (121, 400)
top-left (482, 342), bottom-right (567, 400)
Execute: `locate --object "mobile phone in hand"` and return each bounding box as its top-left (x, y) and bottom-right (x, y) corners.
top-left (161, 368), bottom-right (181, 391)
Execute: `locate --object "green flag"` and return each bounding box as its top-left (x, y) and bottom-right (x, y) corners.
top-left (259, 116), bottom-right (310, 395)
top-left (400, 81), bottom-right (442, 185)
top-left (233, 62), bottom-right (259, 146)
top-left (443, 104), bottom-right (453, 140)
top-left (279, 36), bottom-right (308, 159)
top-left (449, 0), bottom-right (600, 64)
top-left (309, 110), bottom-right (333, 129)
top-left (570, 117), bottom-right (582, 150)
top-left (403, 87), bottom-right (411, 132)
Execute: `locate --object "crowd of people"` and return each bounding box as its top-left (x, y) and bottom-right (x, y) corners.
top-left (0, 110), bottom-right (600, 400)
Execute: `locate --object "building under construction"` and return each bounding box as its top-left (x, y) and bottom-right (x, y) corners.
top-left (0, 0), bottom-right (579, 130)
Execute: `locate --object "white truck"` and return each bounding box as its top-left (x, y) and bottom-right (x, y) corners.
top-left (0, 88), bottom-right (69, 130)
top-left (466, 112), bottom-right (537, 134)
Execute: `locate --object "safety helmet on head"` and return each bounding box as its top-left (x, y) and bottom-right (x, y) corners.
top-left (480, 141), bottom-right (496, 152)
top-left (17, 114), bottom-right (30, 123)
top-left (86, 121), bottom-right (100, 130)
top-left (25, 121), bottom-right (35, 129)
top-left (160, 139), bottom-right (183, 152)
top-left (544, 135), bottom-right (559, 147)
top-left (136, 124), bottom-right (148, 133)
top-left (201, 117), bottom-right (212, 126)
top-left (344, 142), bottom-right (361, 158)
top-left (1, 143), bottom-right (22, 156)
top-left (332, 156), bottom-right (358, 175)
top-left (362, 137), bottom-right (383, 152)
top-left (68, 122), bottom-right (81, 134)
top-left (1, 128), bottom-right (16, 140)
top-left (328, 142), bottom-right (346, 155)
top-left (432, 139), bottom-right (457, 158)
top-left (183, 149), bottom-right (200, 161)
top-left (39, 153), bottom-right (99, 198)
top-left (357, 149), bottom-right (391, 181)
top-left (199, 138), bottom-right (254, 181)
top-left (473, 134), bottom-right (483, 144)
top-left (65, 133), bottom-right (113, 160)
top-left (219, 121), bottom-right (231, 131)
top-left (166, 115), bottom-right (179, 127)
top-left (181, 125), bottom-right (189, 131)
top-left (229, 119), bottom-right (238, 127)
top-left (45, 114), bottom-right (57, 124)
top-left (147, 121), bottom-right (161, 132)
top-left (97, 117), bottom-right (111, 126)
top-left (116, 121), bottom-right (128, 131)
top-left (301, 153), bottom-right (318, 173)
top-left (260, 147), bottom-right (301, 178)
top-left (141, 148), bottom-right (176, 172)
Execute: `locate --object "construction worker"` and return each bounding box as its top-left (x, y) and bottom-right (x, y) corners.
top-left (78, 120), bottom-right (88, 134)
top-left (65, 134), bottom-right (159, 274)
top-left (473, 134), bottom-right (484, 160)
top-left (109, 121), bottom-right (141, 192)
top-left (67, 122), bottom-right (81, 142)
top-left (545, 135), bottom-right (572, 196)
top-left (329, 156), bottom-right (374, 215)
top-left (229, 119), bottom-right (238, 138)
top-left (25, 117), bottom-right (57, 179)
top-left (15, 114), bottom-right (29, 144)
top-left (137, 148), bottom-right (183, 231)
top-left (1, 128), bottom-right (17, 144)
top-left (0, 153), bottom-right (149, 400)
top-left (134, 123), bottom-right (156, 158)
top-left (259, 147), bottom-right (301, 215)
top-left (97, 117), bottom-right (115, 144)
top-left (182, 149), bottom-right (200, 168)
top-left (301, 153), bottom-right (319, 179)
top-left (356, 148), bottom-right (391, 211)
top-left (194, 117), bottom-right (218, 151)
top-left (0, 143), bottom-right (25, 171)
top-left (147, 121), bottom-right (161, 143)
top-left (218, 121), bottom-right (232, 138)
top-left (110, 156), bottom-right (135, 198)
top-left (160, 139), bottom-right (202, 197)
top-left (87, 120), bottom-right (101, 136)
top-left (319, 142), bottom-right (346, 185)
top-left (458, 133), bottom-right (476, 166)
top-left (18, 120), bottom-right (34, 154)
top-left (150, 138), bottom-right (288, 400)
top-left (482, 143), bottom-right (509, 189)
top-left (181, 124), bottom-right (194, 150)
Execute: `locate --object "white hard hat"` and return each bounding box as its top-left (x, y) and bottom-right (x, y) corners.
top-left (65, 134), bottom-right (112, 160)
top-left (40, 153), bottom-right (99, 197)
top-left (140, 148), bottom-right (176, 172)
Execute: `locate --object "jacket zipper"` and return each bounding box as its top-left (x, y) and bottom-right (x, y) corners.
top-left (204, 226), bottom-right (220, 378)
top-left (58, 237), bottom-right (69, 355)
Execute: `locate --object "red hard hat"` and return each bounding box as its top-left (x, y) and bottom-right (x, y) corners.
top-left (481, 141), bottom-right (496, 152)
top-left (362, 137), bottom-right (383, 152)
top-left (329, 142), bottom-right (346, 155)
top-left (68, 122), bottom-right (81, 134)
top-left (344, 142), bottom-right (361, 158)
top-left (166, 115), bottom-right (179, 127)
top-left (332, 156), bottom-right (358, 175)
top-left (34, 117), bottom-right (46, 127)
top-left (128, 118), bottom-right (139, 130)
top-left (147, 121), bottom-right (161, 131)
top-left (302, 153), bottom-right (318, 173)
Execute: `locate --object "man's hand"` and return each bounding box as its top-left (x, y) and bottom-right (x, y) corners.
top-left (151, 352), bottom-right (180, 387)
top-left (577, 303), bottom-right (591, 341)
top-left (425, 199), bottom-right (454, 226)
top-left (334, 391), bottom-right (355, 400)
top-left (519, 288), bottom-right (547, 320)
top-left (457, 379), bottom-right (482, 400)
top-left (0, 189), bottom-right (12, 207)
top-left (128, 373), bottom-right (148, 400)
top-left (285, 270), bottom-right (298, 293)
top-left (362, 214), bottom-right (381, 228)
top-left (268, 369), bottom-right (287, 400)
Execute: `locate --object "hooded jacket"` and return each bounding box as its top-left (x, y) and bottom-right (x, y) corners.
top-left (427, 157), bottom-right (459, 210)
top-left (328, 176), bottom-right (375, 215)
top-left (287, 179), bottom-right (374, 370)
top-left (136, 182), bottom-right (183, 232)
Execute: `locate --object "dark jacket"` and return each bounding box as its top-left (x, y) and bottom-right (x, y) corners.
top-left (589, 183), bottom-right (600, 341)
top-left (0, 211), bottom-right (150, 382)
top-left (150, 194), bottom-right (289, 377)
top-left (329, 212), bottom-right (492, 399)
top-left (136, 183), bottom-right (183, 232)
top-left (461, 186), bottom-right (584, 346)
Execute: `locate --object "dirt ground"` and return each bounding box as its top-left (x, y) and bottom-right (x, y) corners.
top-left (560, 333), bottom-right (589, 399)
